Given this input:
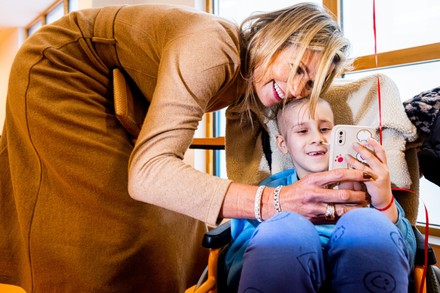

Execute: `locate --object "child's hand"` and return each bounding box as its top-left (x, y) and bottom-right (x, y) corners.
top-left (345, 137), bottom-right (397, 222)
top-left (334, 181), bottom-right (371, 207)
top-left (336, 181), bottom-right (366, 192)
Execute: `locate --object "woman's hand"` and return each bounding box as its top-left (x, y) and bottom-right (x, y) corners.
top-left (345, 137), bottom-right (398, 222)
top-left (278, 168), bottom-right (372, 224)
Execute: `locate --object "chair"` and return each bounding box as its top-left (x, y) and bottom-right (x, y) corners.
top-left (186, 74), bottom-right (440, 293)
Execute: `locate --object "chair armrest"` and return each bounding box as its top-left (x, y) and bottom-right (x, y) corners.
top-left (413, 226), bottom-right (437, 266)
top-left (202, 221), bottom-right (231, 249)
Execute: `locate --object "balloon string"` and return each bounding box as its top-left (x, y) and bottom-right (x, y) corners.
top-left (373, 0), bottom-right (383, 145)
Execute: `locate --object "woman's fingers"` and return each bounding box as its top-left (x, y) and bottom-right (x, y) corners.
top-left (281, 177), bottom-right (367, 223)
top-left (303, 168), bottom-right (375, 189)
top-left (300, 172), bottom-right (370, 204)
top-left (281, 171), bottom-right (373, 224)
top-left (313, 202), bottom-right (367, 224)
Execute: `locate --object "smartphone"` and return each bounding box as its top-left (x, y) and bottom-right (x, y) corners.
top-left (328, 125), bottom-right (376, 170)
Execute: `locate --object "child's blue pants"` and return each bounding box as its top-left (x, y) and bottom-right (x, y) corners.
top-left (238, 209), bottom-right (410, 293)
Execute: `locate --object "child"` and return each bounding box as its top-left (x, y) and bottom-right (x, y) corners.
top-left (225, 97), bottom-right (416, 292)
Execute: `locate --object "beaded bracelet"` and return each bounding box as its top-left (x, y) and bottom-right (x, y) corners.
top-left (254, 185), bottom-right (266, 222)
top-left (273, 185), bottom-right (283, 213)
top-left (374, 196), bottom-right (394, 212)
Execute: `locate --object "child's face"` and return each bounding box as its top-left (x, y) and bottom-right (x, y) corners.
top-left (277, 100), bottom-right (334, 179)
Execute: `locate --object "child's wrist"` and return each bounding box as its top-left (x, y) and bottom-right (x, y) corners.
top-left (373, 196), bottom-right (394, 212)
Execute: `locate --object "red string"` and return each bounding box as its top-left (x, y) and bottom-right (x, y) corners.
top-left (374, 196), bottom-right (394, 211)
top-left (421, 203), bottom-right (429, 293)
top-left (372, 0), bottom-right (383, 145)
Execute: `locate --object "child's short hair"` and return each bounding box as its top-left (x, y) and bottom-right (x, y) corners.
top-left (276, 97), bottom-right (333, 136)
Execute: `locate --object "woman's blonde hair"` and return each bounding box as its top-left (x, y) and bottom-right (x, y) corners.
top-left (237, 2), bottom-right (351, 121)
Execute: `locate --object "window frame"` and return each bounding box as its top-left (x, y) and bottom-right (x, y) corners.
top-left (324, 0), bottom-right (440, 73)
top-left (25, 0), bottom-right (71, 37)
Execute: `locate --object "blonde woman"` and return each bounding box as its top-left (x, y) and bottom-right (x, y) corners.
top-left (0, 3), bottom-right (367, 292)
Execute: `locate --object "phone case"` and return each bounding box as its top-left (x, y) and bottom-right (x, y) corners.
top-left (329, 125), bottom-right (376, 170)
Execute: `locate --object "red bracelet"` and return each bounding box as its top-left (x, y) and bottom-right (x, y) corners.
top-left (375, 196), bottom-right (394, 212)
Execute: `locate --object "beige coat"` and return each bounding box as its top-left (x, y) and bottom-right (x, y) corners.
top-left (0, 5), bottom-right (241, 292)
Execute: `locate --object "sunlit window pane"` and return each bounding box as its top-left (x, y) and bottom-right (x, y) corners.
top-left (28, 20), bottom-right (43, 36)
top-left (345, 61), bottom-right (440, 225)
top-left (46, 3), bottom-right (64, 24)
top-left (69, 0), bottom-right (79, 12)
top-left (342, 0), bottom-right (440, 57)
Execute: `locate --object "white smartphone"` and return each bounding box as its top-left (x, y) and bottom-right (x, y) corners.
top-left (328, 124), bottom-right (376, 170)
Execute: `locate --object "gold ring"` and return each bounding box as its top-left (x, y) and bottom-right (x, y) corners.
top-left (325, 203), bottom-right (336, 221)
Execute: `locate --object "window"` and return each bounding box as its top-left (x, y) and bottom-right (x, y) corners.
top-left (27, 20), bottom-right (43, 36)
top-left (342, 0), bottom-right (440, 57)
top-left (46, 2), bottom-right (65, 24)
top-left (26, 0), bottom-right (78, 36)
top-left (69, 0), bottom-right (78, 13)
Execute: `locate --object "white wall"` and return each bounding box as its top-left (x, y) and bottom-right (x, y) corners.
top-left (0, 28), bottom-right (24, 133)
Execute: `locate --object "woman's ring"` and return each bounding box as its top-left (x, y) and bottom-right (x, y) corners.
top-left (325, 203), bottom-right (336, 221)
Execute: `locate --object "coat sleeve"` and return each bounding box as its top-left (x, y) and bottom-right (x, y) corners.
top-left (127, 24), bottom-right (240, 226)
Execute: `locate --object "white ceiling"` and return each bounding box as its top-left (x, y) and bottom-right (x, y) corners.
top-left (0, 0), bottom-right (54, 29)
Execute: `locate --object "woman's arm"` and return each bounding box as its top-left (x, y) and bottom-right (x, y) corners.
top-left (220, 168), bottom-right (372, 223)
top-left (128, 22), bottom-right (241, 226)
